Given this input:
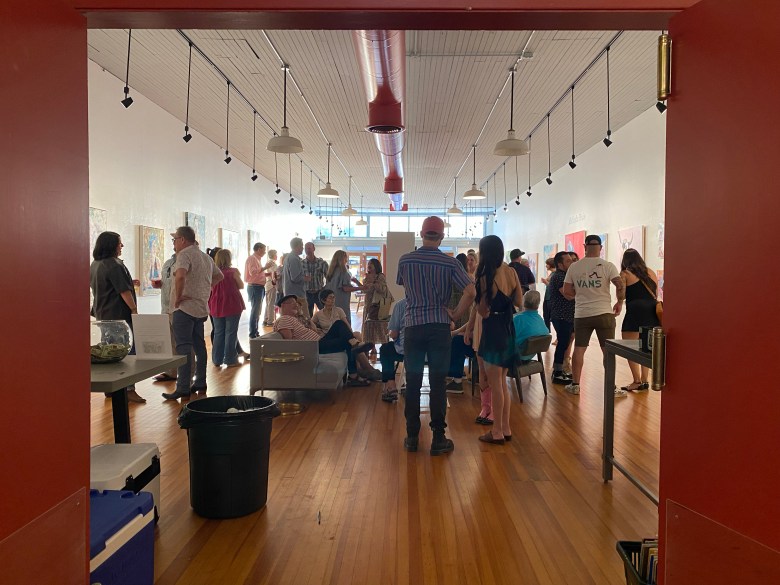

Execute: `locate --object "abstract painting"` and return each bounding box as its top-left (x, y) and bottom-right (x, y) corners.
top-left (526, 253), bottom-right (539, 280)
top-left (185, 211), bottom-right (206, 248)
top-left (564, 230), bottom-right (586, 254)
top-left (139, 225), bottom-right (164, 296)
top-left (597, 232), bottom-right (608, 260)
top-left (543, 243), bottom-right (558, 260)
top-left (618, 225), bottom-right (645, 256)
top-left (220, 228), bottom-right (240, 263)
top-left (247, 230), bottom-right (262, 256)
top-left (656, 269), bottom-right (665, 302)
top-left (89, 207), bottom-right (107, 260)
top-left (657, 222), bottom-right (665, 259)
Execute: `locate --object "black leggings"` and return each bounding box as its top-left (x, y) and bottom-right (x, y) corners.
top-left (319, 319), bottom-right (357, 373)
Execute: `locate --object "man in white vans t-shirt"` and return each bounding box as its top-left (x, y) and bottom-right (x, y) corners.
top-left (562, 234), bottom-right (626, 396)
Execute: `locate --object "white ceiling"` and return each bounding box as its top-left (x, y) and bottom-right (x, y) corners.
top-left (87, 29), bottom-right (659, 212)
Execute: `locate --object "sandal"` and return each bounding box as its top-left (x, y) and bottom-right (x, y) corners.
top-left (475, 416), bottom-right (494, 425)
top-left (637, 382), bottom-right (650, 391)
top-left (478, 432), bottom-right (505, 445)
top-left (381, 389), bottom-right (398, 402)
top-left (620, 381), bottom-right (643, 392)
top-left (346, 376), bottom-right (370, 387)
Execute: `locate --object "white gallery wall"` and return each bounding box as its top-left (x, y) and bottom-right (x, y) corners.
top-left (88, 60), bottom-right (318, 312)
top-left (493, 105), bottom-right (666, 279)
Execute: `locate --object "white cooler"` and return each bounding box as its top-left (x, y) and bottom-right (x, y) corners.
top-left (90, 443), bottom-right (161, 520)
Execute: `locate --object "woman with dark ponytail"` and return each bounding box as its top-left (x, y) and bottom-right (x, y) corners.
top-left (465, 235), bottom-right (523, 445)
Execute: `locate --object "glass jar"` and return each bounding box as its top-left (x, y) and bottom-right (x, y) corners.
top-left (91, 320), bottom-right (133, 363)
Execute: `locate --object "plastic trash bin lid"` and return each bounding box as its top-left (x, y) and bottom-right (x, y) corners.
top-left (89, 489), bottom-right (153, 558)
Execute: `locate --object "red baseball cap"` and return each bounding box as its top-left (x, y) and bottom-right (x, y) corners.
top-left (421, 216), bottom-right (445, 238)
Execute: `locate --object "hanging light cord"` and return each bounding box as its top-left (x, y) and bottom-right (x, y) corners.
top-left (124, 30), bottom-right (132, 94)
top-left (282, 65), bottom-right (288, 128)
top-left (606, 46), bottom-right (612, 138)
top-left (571, 86), bottom-right (576, 160)
top-left (547, 114), bottom-right (552, 177)
top-left (509, 69), bottom-right (515, 131)
top-left (225, 81), bottom-right (230, 154)
top-left (184, 42), bottom-right (192, 129)
top-left (274, 152), bottom-right (279, 187)
top-left (252, 111), bottom-right (257, 171)
top-left (527, 136), bottom-right (532, 194)
top-left (503, 163), bottom-right (507, 207)
top-left (289, 154), bottom-right (293, 198)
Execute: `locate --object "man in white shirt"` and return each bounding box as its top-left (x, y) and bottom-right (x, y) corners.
top-left (562, 234), bottom-right (626, 396)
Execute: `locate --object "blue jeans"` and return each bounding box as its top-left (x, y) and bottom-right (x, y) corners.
top-left (212, 314), bottom-right (240, 366)
top-left (448, 334), bottom-right (475, 378)
top-left (247, 285), bottom-right (265, 338)
top-left (403, 323), bottom-right (451, 436)
top-left (172, 310), bottom-right (208, 392)
top-left (551, 318), bottom-right (574, 370)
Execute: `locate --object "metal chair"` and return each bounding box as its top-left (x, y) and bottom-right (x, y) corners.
top-left (511, 334), bottom-right (552, 403)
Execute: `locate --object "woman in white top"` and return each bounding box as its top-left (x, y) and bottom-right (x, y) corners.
top-left (263, 249), bottom-right (278, 326)
top-left (312, 289), bottom-right (350, 334)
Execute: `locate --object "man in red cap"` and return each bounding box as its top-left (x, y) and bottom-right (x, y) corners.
top-left (396, 216), bottom-right (476, 455)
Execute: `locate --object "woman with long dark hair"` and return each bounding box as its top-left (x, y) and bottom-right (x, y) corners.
top-left (465, 235), bottom-right (523, 444)
top-left (90, 231), bottom-right (145, 403)
top-left (619, 248), bottom-right (660, 391)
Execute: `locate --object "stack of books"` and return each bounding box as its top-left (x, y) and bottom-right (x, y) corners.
top-left (616, 539), bottom-right (658, 585)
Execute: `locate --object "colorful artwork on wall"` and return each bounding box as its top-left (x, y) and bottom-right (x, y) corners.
top-left (89, 207), bottom-right (107, 260)
top-left (138, 225), bottom-right (164, 296)
top-left (185, 211), bottom-right (206, 248)
top-left (564, 230), bottom-right (586, 254)
top-left (220, 228), bottom-right (240, 263)
top-left (247, 230), bottom-right (261, 256)
top-left (657, 222), bottom-right (665, 259)
top-left (597, 233), bottom-right (608, 260)
top-left (618, 225), bottom-right (645, 256)
top-left (656, 269), bottom-right (664, 302)
top-left (527, 253), bottom-right (539, 280)
top-left (543, 243), bottom-right (558, 260)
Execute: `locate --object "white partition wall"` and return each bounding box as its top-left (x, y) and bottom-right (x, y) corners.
top-left (385, 232), bottom-right (415, 300)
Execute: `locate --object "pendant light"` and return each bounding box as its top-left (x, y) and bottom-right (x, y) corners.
top-left (267, 65), bottom-right (304, 154)
top-left (603, 46), bottom-right (613, 147)
top-left (356, 194), bottom-right (367, 225)
top-left (182, 42), bottom-right (193, 142)
top-left (120, 30), bottom-right (134, 108)
top-left (493, 68), bottom-right (529, 156)
top-left (463, 145), bottom-right (486, 200)
top-left (341, 176), bottom-right (358, 215)
top-left (447, 176), bottom-right (463, 214)
top-left (317, 143), bottom-right (339, 198)
top-left (223, 81), bottom-right (232, 164)
top-left (569, 86), bottom-right (577, 168)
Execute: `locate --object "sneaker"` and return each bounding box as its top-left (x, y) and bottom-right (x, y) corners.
top-left (552, 371), bottom-right (572, 385)
top-left (614, 388), bottom-right (628, 398)
top-left (430, 433), bottom-right (455, 456)
top-left (564, 383), bottom-right (580, 395)
top-left (403, 436), bottom-right (419, 452)
top-left (445, 380), bottom-right (464, 394)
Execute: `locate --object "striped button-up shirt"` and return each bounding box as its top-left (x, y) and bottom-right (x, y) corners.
top-left (302, 257), bottom-right (329, 292)
top-left (397, 247), bottom-right (472, 327)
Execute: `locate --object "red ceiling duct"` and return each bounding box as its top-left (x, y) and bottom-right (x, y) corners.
top-left (352, 30), bottom-right (405, 211)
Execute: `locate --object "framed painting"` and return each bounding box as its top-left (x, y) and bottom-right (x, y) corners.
top-left (564, 230), bottom-right (586, 254)
top-left (185, 211), bottom-right (206, 248)
top-left (656, 269), bottom-right (665, 302)
top-left (543, 243), bottom-right (558, 260)
top-left (618, 225), bottom-right (645, 256)
top-left (138, 225), bottom-right (164, 296)
top-left (220, 228), bottom-right (240, 263)
top-left (597, 232), bottom-right (608, 260)
top-left (657, 222), bottom-right (665, 259)
top-left (247, 230), bottom-right (261, 256)
top-left (89, 207), bottom-right (107, 260)
top-left (526, 253), bottom-right (539, 280)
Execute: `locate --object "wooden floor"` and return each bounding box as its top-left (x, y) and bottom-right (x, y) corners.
top-left (90, 313), bottom-right (660, 585)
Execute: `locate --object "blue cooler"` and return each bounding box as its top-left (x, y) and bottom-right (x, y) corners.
top-left (90, 490), bottom-right (155, 585)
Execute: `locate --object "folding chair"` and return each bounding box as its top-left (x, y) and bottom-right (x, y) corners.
top-left (511, 334), bottom-right (552, 403)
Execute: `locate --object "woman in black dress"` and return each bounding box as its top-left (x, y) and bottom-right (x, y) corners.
top-left (465, 235), bottom-right (523, 444)
top-left (619, 248), bottom-right (660, 391)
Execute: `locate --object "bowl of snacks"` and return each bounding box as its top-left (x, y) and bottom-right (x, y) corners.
top-left (91, 320), bottom-right (133, 363)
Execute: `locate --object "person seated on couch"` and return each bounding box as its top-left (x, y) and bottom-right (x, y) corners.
top-left (274, 294), bottom-right (373, 386)
top-left (512, 290), bottom-right (550, 363)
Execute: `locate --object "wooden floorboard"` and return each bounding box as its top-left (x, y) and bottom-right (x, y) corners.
top-left (90, 314), bottom-right (660, 585)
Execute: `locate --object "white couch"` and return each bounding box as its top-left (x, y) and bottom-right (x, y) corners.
top-left (249, 332), bottom-right (348, 392)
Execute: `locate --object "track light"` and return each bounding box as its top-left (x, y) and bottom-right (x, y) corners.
top-left (656, 101), bottom-right (667, 113)
top-left (309, 210), bottom-right (314, 215)
top-left (251, 173), bottom-right (258, 181)
top-left (493, 68), bottom-right (529, 156)
top-left (183, 42), bottom-right (193, 142)
top-left (569, 157), bottom-right (577, 169)
top-left (604, 46), bottom-right (613, 148)
top-left (267, 65), bottom-right (303, 153)
top-left (289, 197), bottom-right (295, 203)
top-left (657, 33), bottom-right (671, 114)
top-left (301, 203), bottom-right (305, 209)
top-left (274, 199), bottom-right (280, 205)
top-left (546, 175), bottom-right (553, 185)
top-left (515, 197), bottom-right (521, 206)
top-left (223, 81), bottom-right (231, 163)
top-left (120, 30), bottom-right (134, 108)
top-left (275, 186), bottom-right (281, 194)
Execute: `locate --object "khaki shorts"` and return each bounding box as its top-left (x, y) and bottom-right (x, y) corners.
top-left (574, 314), bottom-right (616, 347)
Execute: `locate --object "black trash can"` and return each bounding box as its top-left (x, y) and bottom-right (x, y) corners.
top-left (178, 395), bottom-right (280, 519)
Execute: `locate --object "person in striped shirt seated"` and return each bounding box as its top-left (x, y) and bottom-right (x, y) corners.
top-left (273, 294), bottom-right (373, 386)
top-left (396, 216), bottom-right (476, 455)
